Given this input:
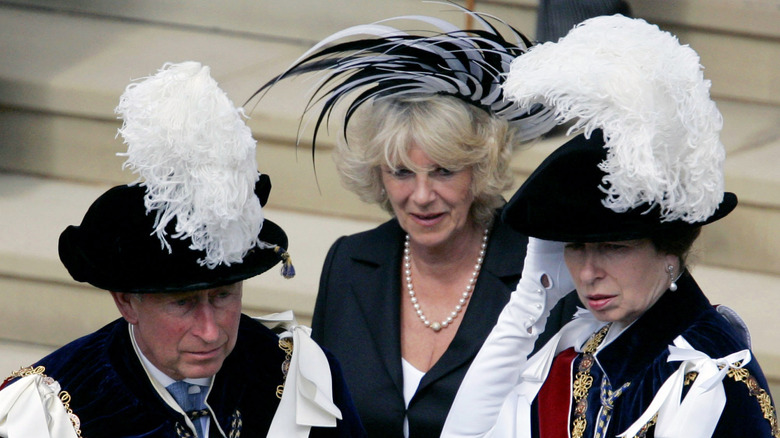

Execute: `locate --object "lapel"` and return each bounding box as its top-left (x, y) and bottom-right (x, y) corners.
top-left (346, 219), bottom-right (407, 397)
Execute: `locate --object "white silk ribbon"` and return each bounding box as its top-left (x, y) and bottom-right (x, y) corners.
top-left (256, 311), bottom-right (342, 438)
top-left (0, 373), bottom-right (78, 438)
top-left (618, 336), bottom-right (751, 438)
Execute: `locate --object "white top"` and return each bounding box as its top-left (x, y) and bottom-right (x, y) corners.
top-left (401, 358), bottom-right (425, 408)
top-left (401, 358), bottom-right (426, 438)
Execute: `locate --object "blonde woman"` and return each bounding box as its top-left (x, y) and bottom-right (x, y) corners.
top-left (254, 8), bottom-right (580, 437)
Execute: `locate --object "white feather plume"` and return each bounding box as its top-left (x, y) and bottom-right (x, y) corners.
top-left (115, 61), bottom-right (264, 268)
top-left (503, 15), bottom-right (725, 223)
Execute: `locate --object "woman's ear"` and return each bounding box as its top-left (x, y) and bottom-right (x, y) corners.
top-left (664, 253), bottom-right (680, 276)
top-left (110, 292), bottom-right (140, 324)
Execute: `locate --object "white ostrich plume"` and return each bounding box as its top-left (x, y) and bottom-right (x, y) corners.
top-left (115, 61), bottom-right (264, 268)
top-left (503, 15), bottom-right (725, 223)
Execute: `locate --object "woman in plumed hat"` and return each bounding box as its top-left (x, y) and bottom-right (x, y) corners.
top-left (251, 6), bottom-right (580, 437)
top-left (0, 62), bottom-right (364, 438)
top-left (442, 15), bottom-right (778, 438)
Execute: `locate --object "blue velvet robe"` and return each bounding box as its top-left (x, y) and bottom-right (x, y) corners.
top-left (532, 272), bottom-right (778, 437)
top-left (2, 314), bottom-right (365, 437)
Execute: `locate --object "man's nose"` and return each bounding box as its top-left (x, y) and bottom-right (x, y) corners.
top-left (191, 302), bottom-right (220, 342)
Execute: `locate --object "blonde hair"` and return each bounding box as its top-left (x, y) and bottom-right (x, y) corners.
top-left (334, 94), bottom-right (517, 226)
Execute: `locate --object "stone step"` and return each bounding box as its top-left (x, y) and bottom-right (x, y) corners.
top-left (1, 0), bottom-right (778, 276)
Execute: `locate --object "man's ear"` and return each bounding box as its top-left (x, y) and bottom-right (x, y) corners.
top-left (111, 292), bottom-right (140, 324)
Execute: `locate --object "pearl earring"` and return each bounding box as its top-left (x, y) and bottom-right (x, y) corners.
top-left (668, 265), bottom-right (678, 292)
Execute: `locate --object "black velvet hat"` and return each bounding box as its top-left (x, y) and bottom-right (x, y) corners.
top-left (59, 175), bottom-right (291, 293)
top-left (58, 61), bottom-right (294, 293)
top-left (502, 131), bottom-right (738, 242)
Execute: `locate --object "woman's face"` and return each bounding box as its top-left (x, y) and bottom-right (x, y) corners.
top-left (381, 144), bottom-right (475, 249)
top-left (564, 239), bottom-right (676, 325)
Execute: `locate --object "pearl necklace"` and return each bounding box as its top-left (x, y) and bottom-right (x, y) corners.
top-left (404, 228), bottom-right (489, 332)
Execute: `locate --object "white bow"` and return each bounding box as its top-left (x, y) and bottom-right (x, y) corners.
top-left (618, 336), bottom-right (750, 438)
top-left (257, 311), bottom-right (343, 438)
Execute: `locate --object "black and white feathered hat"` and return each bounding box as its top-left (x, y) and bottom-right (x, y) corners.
top-left (59, 62), bottom-right (294, 293)
top-left (249, 2), bottom-right (557, 150)
top-left (502, 15), bottom-right (737, 241)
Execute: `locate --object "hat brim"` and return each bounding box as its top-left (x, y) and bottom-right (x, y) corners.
top-left (59, 182), bottom-right (288, 293)
top-left (502, 132), bottom-right (738, 242)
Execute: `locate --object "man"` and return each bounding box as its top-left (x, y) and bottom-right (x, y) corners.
top-left (0, 62), bottom-right (364, 437)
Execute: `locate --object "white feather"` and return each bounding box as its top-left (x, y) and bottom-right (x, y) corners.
top-left (115, 61), bottom-right (263, 268)
top-left (503, 15), bottom-right (725, 223)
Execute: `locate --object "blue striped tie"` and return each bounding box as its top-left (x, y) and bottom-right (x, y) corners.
top-left (167, 381), bottom-right (207, 437)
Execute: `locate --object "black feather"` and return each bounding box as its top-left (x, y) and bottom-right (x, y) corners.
top-left (247, 2), bottom-right (555, 156)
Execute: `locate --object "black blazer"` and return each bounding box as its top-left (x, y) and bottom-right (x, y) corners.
top-left (312, 214), bottom-right (579, 437)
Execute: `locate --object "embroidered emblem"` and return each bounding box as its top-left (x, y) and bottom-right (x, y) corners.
top-left (684, 371), bottom-right (698, 386)
top-left (276, 337), bottom-right (293, 399)
top-left (572, 372), bottom-right (594, 399)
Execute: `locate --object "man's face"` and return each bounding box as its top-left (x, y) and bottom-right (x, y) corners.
top-left (112, 282), bottom-right (243, 380)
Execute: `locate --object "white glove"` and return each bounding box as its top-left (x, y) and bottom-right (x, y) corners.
top-left (521, 237), bottom-right (575, 314)
top-left (441, 237), bottom-right (575, 438)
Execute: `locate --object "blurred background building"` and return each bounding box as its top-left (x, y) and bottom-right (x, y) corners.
top-left (1, 0), bottom-right (778, 394)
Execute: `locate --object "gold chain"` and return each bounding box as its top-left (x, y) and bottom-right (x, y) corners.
top-left (570, 324), bottom-right (611, 438)
top-left (276, 337), bottom-right (294, 399)
top-left (9, 365), bottom-right (46, 378)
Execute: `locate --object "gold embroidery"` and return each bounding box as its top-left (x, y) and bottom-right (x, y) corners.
top-left (727, 366), bottom-right (750, 383)
top-left (276, 337), bottom-right (294, 399)
top-left (726, 363), bottom-right (779, 437)
top-left (684, 371), bottom-right (698, 386)
top-left (583, 326), bottom-right (609, 353)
